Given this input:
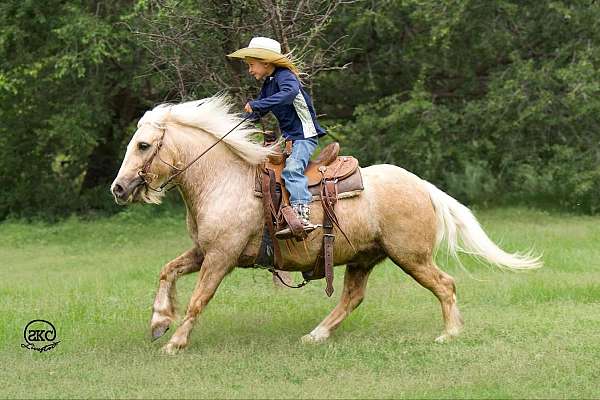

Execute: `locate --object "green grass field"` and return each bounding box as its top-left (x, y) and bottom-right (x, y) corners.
top-left (1, 206), bottom-right (599, 398)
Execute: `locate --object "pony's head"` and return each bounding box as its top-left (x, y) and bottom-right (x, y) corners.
top-left (111, 95), bottom-right (275, 205)
top-left (110, 105), bottom-right (176, 205)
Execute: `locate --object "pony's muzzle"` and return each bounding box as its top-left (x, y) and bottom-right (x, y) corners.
top-left (111, 176), bottom-right (143, 204)
top-left (112, 183), bottom-right (126, 198)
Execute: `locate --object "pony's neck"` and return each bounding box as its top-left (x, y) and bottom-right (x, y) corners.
top-left (168, 125), bottom-right (256, 212)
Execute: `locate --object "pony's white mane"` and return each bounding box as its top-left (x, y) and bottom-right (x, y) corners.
top-left (138, 95), bottom-right (275, 165)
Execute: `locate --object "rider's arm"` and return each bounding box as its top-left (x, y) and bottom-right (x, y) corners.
top-left (248, 70), bottom-right (300, 114)
top-left (245, 83), bottom-right (270, 120)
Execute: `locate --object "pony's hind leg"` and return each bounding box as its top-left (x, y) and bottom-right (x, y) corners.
top-left (391, 254), bottom-right (463, 343)
top-left (301, 261), bottom-right (378, 344)
top-left (150, 247), bottom-right (203, 341)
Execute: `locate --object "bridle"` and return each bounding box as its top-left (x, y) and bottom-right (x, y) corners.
top-left (137, 114), bottom-right (252, 192)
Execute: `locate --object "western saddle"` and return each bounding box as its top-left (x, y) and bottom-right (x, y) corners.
top-left (254, 139), bottom-right (364, 296)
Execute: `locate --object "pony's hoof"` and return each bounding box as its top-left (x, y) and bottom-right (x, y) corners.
top-left (151, 325), bottom-right (169, 341)
top-left (161, 342), bottom-right (181, 355)
top-left (435, 326), bottom-right (461, 343)
top-left (301, 333), bottom-right (328, 344)
top-left (434, 332), bottom-right (458, 343)
top-left (434, 334), bottom-right (449, 343)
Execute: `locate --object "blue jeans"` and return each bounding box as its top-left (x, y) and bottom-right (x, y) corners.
top-left (282, 137), bottom-right (318, 206)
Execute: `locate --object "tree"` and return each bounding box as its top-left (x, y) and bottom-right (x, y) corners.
top-left (318, 0), bottom-right (600, 211)
top-left (3, 0), bottom-right (600, 217)
top-left (0, 0), bottom-right (151, 218)
top-left (130, 0), bottom-right (353, 100)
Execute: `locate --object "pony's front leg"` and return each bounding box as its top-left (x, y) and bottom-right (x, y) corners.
top-left (151, 247), bottom-right (203, 340)
top-left (161, 249), bottom-right (234, 355)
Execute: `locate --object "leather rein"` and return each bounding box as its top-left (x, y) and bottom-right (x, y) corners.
top-left (137, 114), bottom-right (252, 192)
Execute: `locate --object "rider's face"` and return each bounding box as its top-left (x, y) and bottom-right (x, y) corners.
top-left (246, 58), bottom-right (273, 80)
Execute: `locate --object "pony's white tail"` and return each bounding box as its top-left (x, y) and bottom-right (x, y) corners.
top-left (425, 181), bottom-right (542, 270)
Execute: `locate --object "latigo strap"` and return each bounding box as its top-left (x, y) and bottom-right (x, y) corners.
top-left (320, 179), bottom-right (338, 297)
top-left (261, 170), bottom-right (283, 269)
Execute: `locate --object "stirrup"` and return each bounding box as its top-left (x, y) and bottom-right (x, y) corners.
top-left (275, 223), bottom-right (321, 240)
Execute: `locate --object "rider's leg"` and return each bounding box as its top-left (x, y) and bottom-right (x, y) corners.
top-left (277, 137), bottom-right (318, 237)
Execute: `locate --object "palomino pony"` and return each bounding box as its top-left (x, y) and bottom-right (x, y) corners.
top-left (111, 95), bottom-right (541, 355)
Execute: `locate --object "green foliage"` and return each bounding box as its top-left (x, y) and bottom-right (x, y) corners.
top-left (346, 88), bottom-right (449, 179)
top-left (0, 0), bottom-right (147, 219)
top-left (2, 0), bottom-right (600, 218)
top-left (320, 0), bottom-right (600, 212)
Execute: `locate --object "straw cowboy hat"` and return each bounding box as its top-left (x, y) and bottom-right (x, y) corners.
top-left (227, 37), bottom-right (299, 74)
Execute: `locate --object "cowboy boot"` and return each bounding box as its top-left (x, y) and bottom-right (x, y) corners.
top-left (298, 204), bottom-right (320, 231)
top-left (275, 204), bottom-right (320, 240)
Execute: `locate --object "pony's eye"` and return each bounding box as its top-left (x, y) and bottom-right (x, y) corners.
top-left (138, 142), bottom-right (151, 151)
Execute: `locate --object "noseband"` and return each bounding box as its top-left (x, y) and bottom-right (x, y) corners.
top-left (137, 114), bottom-right (252, 192)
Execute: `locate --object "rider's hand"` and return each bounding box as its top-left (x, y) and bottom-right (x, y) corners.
top-left (244, 102), bottom-right (253, 113)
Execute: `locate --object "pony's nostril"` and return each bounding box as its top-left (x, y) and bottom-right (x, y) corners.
top-left (113, 183), bottom-right (125, 197)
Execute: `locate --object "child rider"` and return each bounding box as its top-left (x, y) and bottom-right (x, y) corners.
top-left (227, 37), bottom-right (327, 237)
